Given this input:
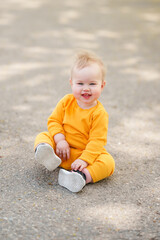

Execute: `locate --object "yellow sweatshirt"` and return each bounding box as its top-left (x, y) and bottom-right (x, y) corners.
top-left (48, 94), bottom-right (108, 165)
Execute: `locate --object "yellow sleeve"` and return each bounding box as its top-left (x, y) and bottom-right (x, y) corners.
top-left (47, 97), bottom-right (66, 138)
top-left (79, 110), bottom-right (108, 165)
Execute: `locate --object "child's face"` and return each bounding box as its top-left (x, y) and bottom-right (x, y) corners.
top-left (70, 63), bottom-right (106, 109)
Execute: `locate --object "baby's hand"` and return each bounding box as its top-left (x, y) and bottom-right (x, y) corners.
top-left (56, 140), bottom-right (70, 161)
top-left (71, 159), bottom-right (88, 171)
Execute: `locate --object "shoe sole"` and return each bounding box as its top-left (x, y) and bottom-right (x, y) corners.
top-left (35, 144), bottom-right (61, 171)
top-left (58, 169), bottom-right (86, 193)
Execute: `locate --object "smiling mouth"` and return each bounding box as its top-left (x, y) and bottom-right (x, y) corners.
top-left (82, 93), bottom-right (91, 99)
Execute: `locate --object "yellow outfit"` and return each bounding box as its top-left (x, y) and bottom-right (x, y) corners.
top-left (34, 94), bottom-right (115, 182)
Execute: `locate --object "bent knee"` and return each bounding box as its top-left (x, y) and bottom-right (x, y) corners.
top-left (98, 153), bottom-right (115, 177)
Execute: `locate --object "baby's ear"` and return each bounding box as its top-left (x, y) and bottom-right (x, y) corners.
top-left (69, 79), bottom-right (72, 85)
top-left (101, 81), bottom-right (106, 89)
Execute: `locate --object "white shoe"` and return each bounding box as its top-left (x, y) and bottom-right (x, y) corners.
top-left (58, 169), bottom-right (86, 193)
top-left (35, 143), bottom-right (61, 171)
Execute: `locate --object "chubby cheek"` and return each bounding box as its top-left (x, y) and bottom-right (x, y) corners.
top-left (92, 89), bottom-right (102, 98)
top-left (71, 86), bottom-right (81, 97)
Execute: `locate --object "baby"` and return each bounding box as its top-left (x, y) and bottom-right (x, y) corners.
top-left (34, 50), bottom-right (115, 192)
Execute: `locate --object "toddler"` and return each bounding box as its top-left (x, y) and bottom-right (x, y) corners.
top-left (34, 50), bottom-right (115, 193)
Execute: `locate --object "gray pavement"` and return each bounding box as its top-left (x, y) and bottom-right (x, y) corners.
top-left (0, 0), bottom-right (160, 239)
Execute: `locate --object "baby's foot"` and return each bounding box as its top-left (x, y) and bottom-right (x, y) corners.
top-left (58, 169), bottom-right (86, 193)
top-left (35, 143), bottom-right (61, 171)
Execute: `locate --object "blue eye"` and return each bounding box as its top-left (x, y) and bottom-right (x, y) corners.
top-left (90, 83), bottom-right (96, 85)
top-left (77, 82), bottom-right (83, 85)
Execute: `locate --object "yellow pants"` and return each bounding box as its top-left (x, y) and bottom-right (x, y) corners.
top-left (34, 132), bottom-right (115, 183)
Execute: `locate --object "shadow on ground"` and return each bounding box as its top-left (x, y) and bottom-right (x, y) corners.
top-left (0, 0), bottom-right (160, 239)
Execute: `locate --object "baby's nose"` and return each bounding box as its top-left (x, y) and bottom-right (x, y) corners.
top-left (83, 85), bottom-right (90, 91)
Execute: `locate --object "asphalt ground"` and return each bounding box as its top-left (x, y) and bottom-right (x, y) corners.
top-left (0, 0), bottom-right (160, 239)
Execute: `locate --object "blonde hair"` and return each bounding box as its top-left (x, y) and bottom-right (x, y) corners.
top-left (71, 50), bottom-right (106, 82)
